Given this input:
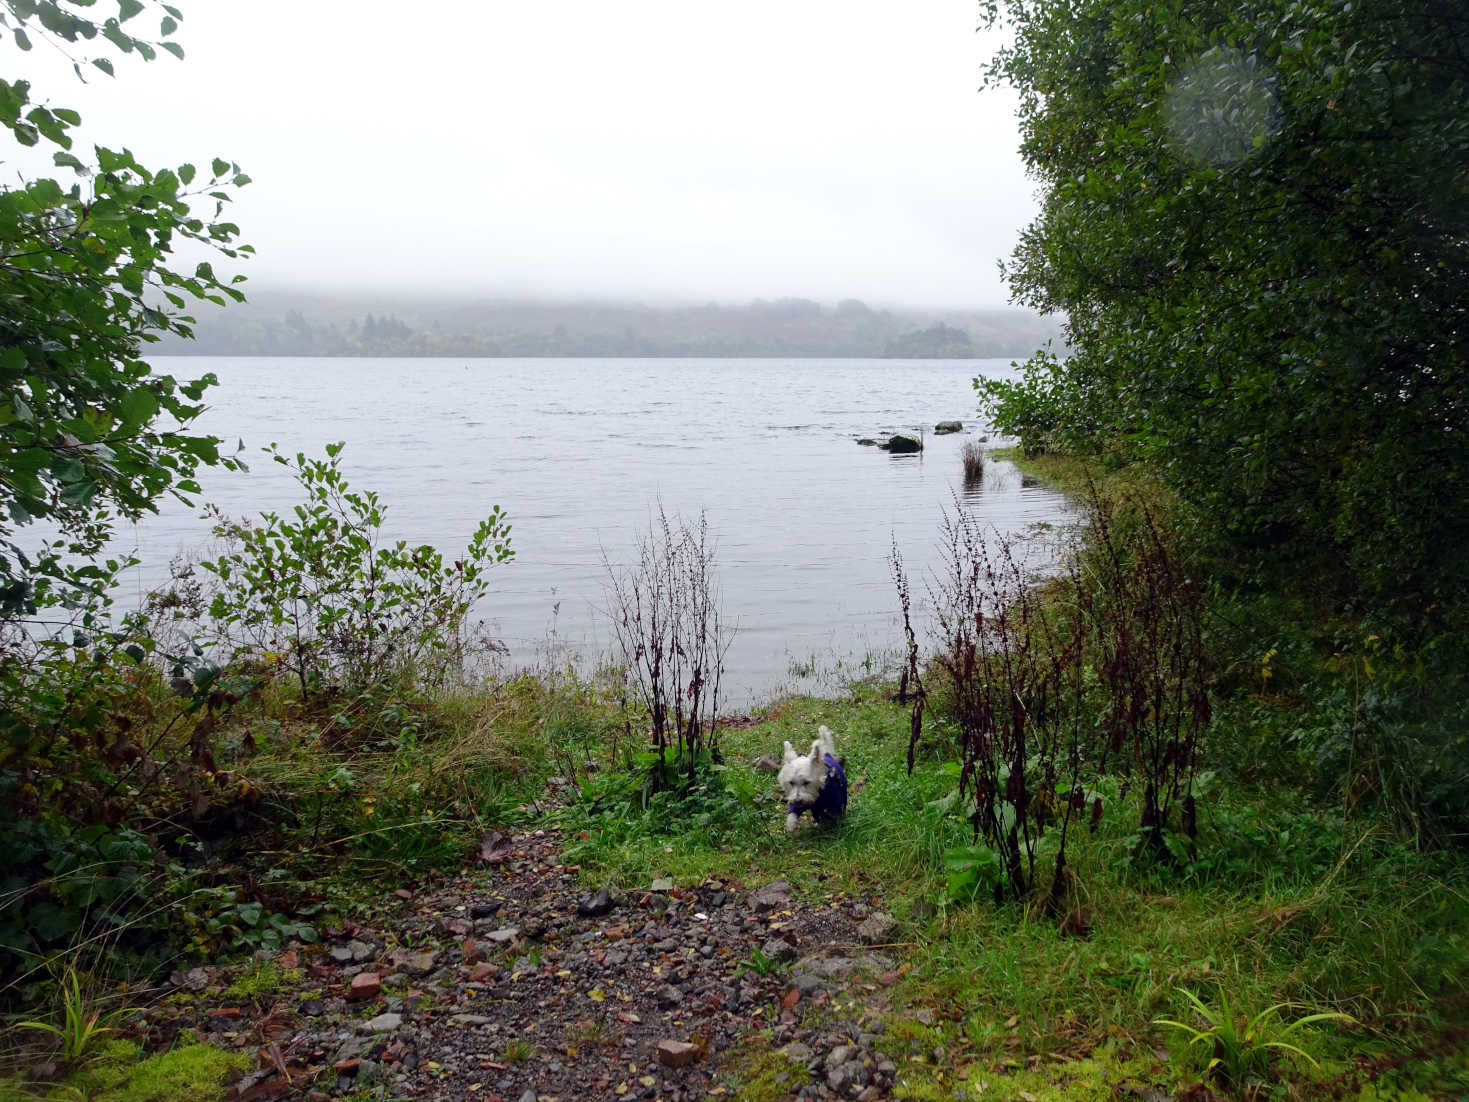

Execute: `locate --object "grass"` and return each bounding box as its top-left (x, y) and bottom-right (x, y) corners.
top-left (7, 449), bottom-right (1468, 1102)
top-left (962, 440), bottom-right (985, 483)
top-left (557, 688), bottom-right (1469, 1099)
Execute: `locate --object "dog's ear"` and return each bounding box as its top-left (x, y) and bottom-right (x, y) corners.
top-left (807, 738), bottom-right (824, 763)
top-left (782, 740), bottom-right (798, 763)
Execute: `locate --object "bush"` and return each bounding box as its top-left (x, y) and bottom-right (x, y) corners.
top-left (202, 442), bottom-right (513, 697)
top-left (605, 507), bottom-right (732, 787)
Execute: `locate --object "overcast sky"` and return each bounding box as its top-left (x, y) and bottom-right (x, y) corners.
top-left (16, 1), bottom-right (1037, 309)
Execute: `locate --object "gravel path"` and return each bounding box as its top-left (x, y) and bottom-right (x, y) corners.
top-left (154, 826), bottom-right (911, 1101)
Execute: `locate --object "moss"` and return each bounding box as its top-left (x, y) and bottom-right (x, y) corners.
top-left (0, 1041), bottom-right (246, 1102)
top-left (723, 1038), bottom-right (812, 1102)
top-left (893, 1041), bottom-right (1169, 1102)
top-left (220, 960), bottom-right (300, 1000)
top-left (59, 1041), bottom-right (250, 1102)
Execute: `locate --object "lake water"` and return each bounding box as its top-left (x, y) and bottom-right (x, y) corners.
top-left (118, 357), bottom-right (1077, 707)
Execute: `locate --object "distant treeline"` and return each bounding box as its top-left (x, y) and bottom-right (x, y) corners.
top-left (151, 291), bottom-right (1064, 359)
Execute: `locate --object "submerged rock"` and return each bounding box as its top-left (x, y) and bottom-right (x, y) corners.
top-left (880, 433), bottom-right (922, 454)
top-left (934, 421), bottom-right (962, 434)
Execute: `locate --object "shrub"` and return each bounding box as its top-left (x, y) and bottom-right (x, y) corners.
top-left (900, 507), bottom-right (1090, 904)
top-left (605, 507), bottom-right (732, 787)
top-left (202, 443), bottom-right (513, 697)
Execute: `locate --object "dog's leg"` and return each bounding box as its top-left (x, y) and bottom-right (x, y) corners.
top-left (785, 810), bottom-right (800, 832)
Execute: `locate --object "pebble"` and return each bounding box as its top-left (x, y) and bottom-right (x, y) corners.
top-left (358, 1012), bottom-right (402, 1033)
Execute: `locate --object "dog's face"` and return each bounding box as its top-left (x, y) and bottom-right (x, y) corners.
top-left (778, 738), bottom-right (829, 811)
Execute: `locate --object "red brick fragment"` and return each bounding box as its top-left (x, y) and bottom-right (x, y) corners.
top-left (347, 972), bottom-right (381, 1000)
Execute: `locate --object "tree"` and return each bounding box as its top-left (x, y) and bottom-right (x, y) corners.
top-left (0, 0), bottom-right (251, 619)
top-left (978, 0), bottom-right (1468, 611)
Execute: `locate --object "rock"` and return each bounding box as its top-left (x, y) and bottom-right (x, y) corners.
top-left (577, 888), bottom-right (614, 917)
top-left (881, 433), bottom-right (922, 454)
top-left (655, 982), bottom-right (683, 1007)
top-left (330, 946), bottom-right (354, 964)
top-left (825, 1045), bottom-right (855, 1070)
top-left (347, 972), bottom-right (381, 1000)
top-left (857, 911), bottom-right (897, 945)
top-left (467, 961), bottom-right (500, 983)
top-left (359, 1011), bottom-right (402, 1033)
top-left (650, 877), bottom-right (675, 892)
top-left (934, 421), bottom-right (963, 434)
top-left (747, 881), bottom-right (791, 914)
top-left (656, 1040), bottom-right (700, 1068)
top-left (856, 438), bottom-right (878, 446)
top-left (761, 937), bottom-right (798, 964)
top-left (518, 1091), bottom-right (537, 1102)
top-left (781, 1042), bottom-right (813, 1064)
top-left (348, 939), bottom-right (376, 962)
top-left (792, 974), bottom-right (825, 998)
top-left (404, 951), bottom-right (438, 976)
top-left (484, 926), bottom-right (520, 943)
top-left (827, 1061), bottom-right (862, 1094)
top-left (170, 966), bottom-right (212, 991)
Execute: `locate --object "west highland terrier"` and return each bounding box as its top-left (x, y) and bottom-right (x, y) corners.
top-left (778, 725), bottom-right (848, 831)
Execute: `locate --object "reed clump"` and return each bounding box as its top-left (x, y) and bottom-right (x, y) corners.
top-left (962, 440), bottom-right (986, 484)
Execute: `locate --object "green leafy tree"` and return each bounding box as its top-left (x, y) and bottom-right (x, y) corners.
top-left (0, 0), bottom-right (251, 620)
top-left (978, 0), bottom-right (1468, 611)
top-left (0, 1), bottom-right (251, 982)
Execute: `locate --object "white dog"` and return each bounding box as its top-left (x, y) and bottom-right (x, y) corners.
top-left (778, 725), bottom-right (848, 831)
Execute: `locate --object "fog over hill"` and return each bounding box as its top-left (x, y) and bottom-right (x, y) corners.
top-left (153, 289), bottom-right (1063, 360)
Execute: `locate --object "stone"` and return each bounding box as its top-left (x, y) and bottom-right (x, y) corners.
top-left (792, 974), bottom-right (825, 998)
top-left (404, 951), bottom-right (438, 976)
top-left (780, 1042), bottom-right (813, 1064)
top-left (578, 888), bottom-right (614, 918)
top-left (827, 1062), bottom-right (858, 1094)
top-left (856, 911), bottom-right (897, 945)
top-left (656, 1040), bottom-right (700, 1068)
top-left (746, 881), bottom-right (791, 914)
top-left (347, 972), bottom-right (381, 1000)
top-left (484, 926), bottom-right (520, 943)
top-left (348, 939), bottom-right (376, 962)
top-left (761, 937), bottom-right (798, 964)
top-left (934, 421), bottom-right (963, 434)
top-left (359, 1012), bottom-right (402, 1033)
top-left (330, 946), bottom-right (354, 964)
top-left (650, 877), bottom-right (675, 892)
top-left (825, 1045), bottom-right (854, 1070)
top-left (882, 433), bottom-right (922, 454)
top-left (467, 961), bottom-right (500, 983)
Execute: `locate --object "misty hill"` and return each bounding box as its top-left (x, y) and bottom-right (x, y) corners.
top-left (151, 290), bottom-right (1063, 359)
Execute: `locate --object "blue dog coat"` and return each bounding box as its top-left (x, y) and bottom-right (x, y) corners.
top-left (791, 753), bottom-right (847, 824)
